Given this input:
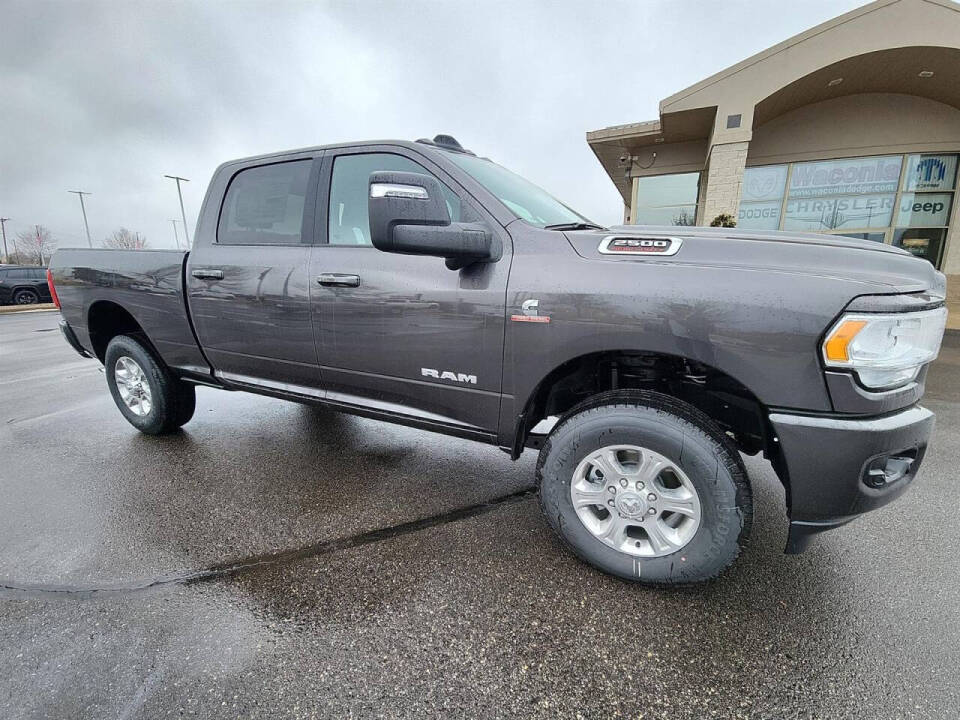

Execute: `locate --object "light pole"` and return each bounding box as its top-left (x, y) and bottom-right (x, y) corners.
top-left (170, 219), bottom-right (180, 250)
top-left (68, 190), bottom-right (93, 247)
top-left (0, 217), bottom-right (9, 262)
top-left (164, 175), bottom-right (191, 247)
top-left (34, 225), bottom-right (47, 265)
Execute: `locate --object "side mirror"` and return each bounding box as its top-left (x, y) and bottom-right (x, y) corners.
top-left (368, 171), bottom-right (499, 269)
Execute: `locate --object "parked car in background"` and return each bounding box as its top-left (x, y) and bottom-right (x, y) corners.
top-left (0, 266), bottom-right (52, 305)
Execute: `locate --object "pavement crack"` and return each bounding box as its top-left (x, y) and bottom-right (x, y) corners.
top-left (0, 487), bottom-right (536, 601)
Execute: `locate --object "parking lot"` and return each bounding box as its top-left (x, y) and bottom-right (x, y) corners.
top-left (1, 308), bottom-right (958, 719)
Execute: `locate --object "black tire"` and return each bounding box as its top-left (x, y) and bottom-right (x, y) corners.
top-left (14, 289), bottom-right (39, 305)
top-left (537, 390), bottom-right (752, 585)
top-left (104, 334), bottom-right (196, 435)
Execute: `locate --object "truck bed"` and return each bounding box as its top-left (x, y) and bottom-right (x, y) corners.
top-left (49, 249), bottom-right (211, 377)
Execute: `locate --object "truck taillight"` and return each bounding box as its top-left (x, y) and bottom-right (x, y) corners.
top-left (47, 269), bottom-right (61, 309)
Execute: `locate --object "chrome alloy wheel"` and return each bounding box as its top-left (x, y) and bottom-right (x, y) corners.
top-left (114, 356), bottom-right (153, 417)
top-left (570, 445), bottom-right (702, 557)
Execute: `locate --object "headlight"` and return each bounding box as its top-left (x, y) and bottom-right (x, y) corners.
top-left (822, 306), bottom-right (947, 390)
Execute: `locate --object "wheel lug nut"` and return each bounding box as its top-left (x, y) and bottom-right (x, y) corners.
top-left (647, 493), bottom-right (657, 501)
top-left (607, 499), bottom-right (615, 507)
top-left (619, 478), bottom-right (628, 488)
top-left (607, 486), bottom-right (616, 493)
top-left (636, 481), bottom-right (644, 490)
top-left (647, 507), bottom-right (656, 515)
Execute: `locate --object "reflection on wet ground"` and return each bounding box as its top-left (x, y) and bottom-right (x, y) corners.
top-left (2, 311), bottom-right (959, 719)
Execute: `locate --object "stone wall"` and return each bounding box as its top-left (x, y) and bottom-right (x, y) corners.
top-left (946, 275), bottom-right (959, 331)
top-left (697, 141), bottom-right (749, 225)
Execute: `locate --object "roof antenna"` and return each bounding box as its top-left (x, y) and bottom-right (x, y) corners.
top-left (415, 134), bottom-right (476, 155)
top-left (433, 134), bottom-right (464, 151)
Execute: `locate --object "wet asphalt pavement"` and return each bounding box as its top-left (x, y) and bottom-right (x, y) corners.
top-left (1, 310), bottom-right (959, 719)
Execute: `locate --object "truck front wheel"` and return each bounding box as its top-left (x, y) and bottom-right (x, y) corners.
top-left (537, 391), bottom-right (752, 585)
top-left (104, 335), bottom-right (196, 435)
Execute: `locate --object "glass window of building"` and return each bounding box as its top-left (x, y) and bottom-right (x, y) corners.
top-left (739, 165), bottom-right (788, 230)
top-left (893, 154), bottom-right (956, 265)
top-left (783, 155), bottom-right (901, 233)
top-left (734, 153), bottom-right (957, 268)
top-left (633, 173), bottom-right (699, 226)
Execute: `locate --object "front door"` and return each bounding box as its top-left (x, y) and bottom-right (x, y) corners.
top-left (186, 155), bottom-right (323, 392)
top-left (310, 148), bottom-right (510, 436)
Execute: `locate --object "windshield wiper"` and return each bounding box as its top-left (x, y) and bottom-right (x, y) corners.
top-left (543, 222), bottom-right (606, 231)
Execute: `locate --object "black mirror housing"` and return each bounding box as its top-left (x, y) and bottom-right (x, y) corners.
top-left (368, 171), bottom-right (499, 268)
top-left (368, 171), bottom-right (451, 248)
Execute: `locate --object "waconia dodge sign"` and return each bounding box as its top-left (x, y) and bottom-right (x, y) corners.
top-left (787, 156), bottom-right (902, 198)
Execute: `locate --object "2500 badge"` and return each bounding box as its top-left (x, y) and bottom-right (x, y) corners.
top-left (598, 236), bottom-right (683, 256)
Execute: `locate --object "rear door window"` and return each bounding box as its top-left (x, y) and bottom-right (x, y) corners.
top-left (218, 160), bottom-right (313, 245)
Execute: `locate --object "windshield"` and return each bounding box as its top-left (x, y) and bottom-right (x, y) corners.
top-left (444, 151), bottom-right (592, 228)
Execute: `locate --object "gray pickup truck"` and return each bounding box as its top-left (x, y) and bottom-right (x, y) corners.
top-left (49, 135), bottom-right (948, 584)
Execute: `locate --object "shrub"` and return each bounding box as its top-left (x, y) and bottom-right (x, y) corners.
top-left (709, 213), bottom-right (737, 228)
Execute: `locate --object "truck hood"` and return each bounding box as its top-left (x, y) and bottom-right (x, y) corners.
top-left (564, 225), bottom-right (946, 297)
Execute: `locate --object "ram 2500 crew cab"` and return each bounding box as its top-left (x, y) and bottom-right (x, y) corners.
top-left (48, 134), bottom-right (948, 584)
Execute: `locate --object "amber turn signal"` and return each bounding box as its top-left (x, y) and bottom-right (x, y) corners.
top-left (823, 320), bottom-right (867, 362)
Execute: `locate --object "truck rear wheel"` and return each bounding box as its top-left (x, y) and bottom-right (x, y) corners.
top-left (537, 391), bottom-right (752, 585)
top-left (104, 335), bottom-right (196, 435)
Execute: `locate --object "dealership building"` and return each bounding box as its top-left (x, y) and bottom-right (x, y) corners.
top-left (587, 0), bottom-right (960, 320)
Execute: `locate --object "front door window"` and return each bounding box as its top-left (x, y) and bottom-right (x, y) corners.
top-left (327, 153), bottom-right (461, 246)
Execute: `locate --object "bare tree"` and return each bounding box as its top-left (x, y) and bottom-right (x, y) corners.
top-left (103, 228), bottom-right (149, 250)
top-left (3, 249), bottom-right (34, 265)
top-left (15, 225), bottom-right (56, 265)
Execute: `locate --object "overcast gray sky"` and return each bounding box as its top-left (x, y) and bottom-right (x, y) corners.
top-left (0, 0), bottom-right (868, 251)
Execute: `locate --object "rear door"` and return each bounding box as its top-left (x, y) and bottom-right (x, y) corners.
top-left (310, 146), bottom-right (511, 436)
top-left (31, 268), bottom-right (52, 300)
top-left (186, 154), bottom-right (324, 392)
top-left (0, 269), bottom-right (15, 303)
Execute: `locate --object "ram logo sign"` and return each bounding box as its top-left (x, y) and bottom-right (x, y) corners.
top-left (422, 368), bottom-right (478, 385)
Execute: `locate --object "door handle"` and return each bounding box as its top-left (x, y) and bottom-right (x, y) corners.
top-left (318, 273), bottom-right (360, 288)
top-left (191, 268), bottom-right (224, 280)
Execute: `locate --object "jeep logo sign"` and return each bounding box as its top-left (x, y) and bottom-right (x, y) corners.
top-left (898, 193), bottom-right (952, 226)
top-left (598, 236), bottom-right (683, 256)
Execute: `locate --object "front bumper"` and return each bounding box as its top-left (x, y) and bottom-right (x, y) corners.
top-left (769, 405), bottom-right (934, 553)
